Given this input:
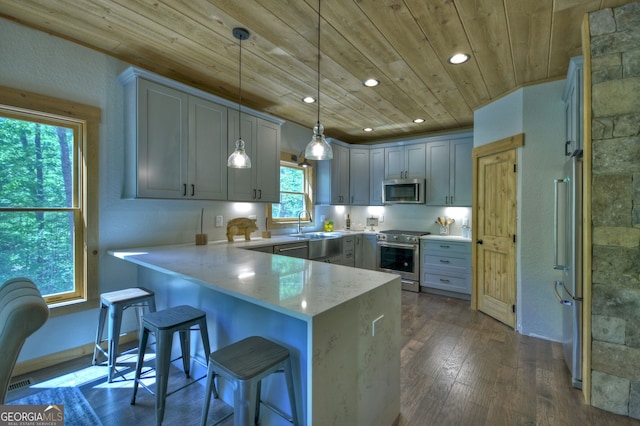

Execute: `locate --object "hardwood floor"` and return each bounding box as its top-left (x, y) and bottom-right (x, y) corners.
top-left (7, 291), bottom-right (639, 425)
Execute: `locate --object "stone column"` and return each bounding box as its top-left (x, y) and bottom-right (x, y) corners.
top-left (589, 2), bottom-right (640, 418)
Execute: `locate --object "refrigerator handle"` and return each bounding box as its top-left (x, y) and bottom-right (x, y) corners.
top-left (553, 281), bottom-right (572, 306)
top-left (554, 178), bottom-right (569, 270)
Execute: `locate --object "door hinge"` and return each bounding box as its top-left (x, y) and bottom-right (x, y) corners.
top-left (513, 164), bottom-right (517, 172)
top-left (512, 305), bottom-right (516, 313)
top-left (513, 234), bottom-right (516, 243)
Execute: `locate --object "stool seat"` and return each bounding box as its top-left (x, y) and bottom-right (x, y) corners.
top-left (92, 287), bottom-right (156, 382)
top-left (201, 336), bottom-right (298, 426)
top-left (131, 305), bottom-right (211, 426)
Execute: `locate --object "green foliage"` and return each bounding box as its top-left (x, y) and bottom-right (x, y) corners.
top-left (273, 165), bottom-right (307, 219)
top-left (0, 116), bottom-right (75, 296)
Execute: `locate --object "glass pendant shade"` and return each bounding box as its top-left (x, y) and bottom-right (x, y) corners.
top-left (227, 138), bottom-right (251, 168)
top-left (305, 122), bottom-right (333, 160)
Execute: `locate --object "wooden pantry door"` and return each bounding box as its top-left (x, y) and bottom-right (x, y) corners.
top-left (472, 134), bottom-right (522, 328)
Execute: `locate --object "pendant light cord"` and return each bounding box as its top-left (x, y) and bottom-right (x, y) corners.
top-left (316, 0), bottom-right (321, 126)
top-left (238, 35), bottom-right (243, 139)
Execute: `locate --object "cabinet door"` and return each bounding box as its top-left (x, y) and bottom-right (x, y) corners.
top-left (254, 119), bottom-right (281, 203)
top-left (227, 111), bottom-right (257, 202)
top-left (405, 143), bottom-right (426, 179)
top-left (361, 234), bottom-right (377, 270)
top-left (349, 148), bottom-right (370, 205)
top-left (137, 79), bottom-right (188, 198)
top-left (331, 145), bottom-right (350, 204)
top-left (369, 148), bottom-right (385, 205)
top-left (384, 146), bottom-right (404, 179)
top-left (425, 140), bottom-right (450, 205)
top-left (450, 138), bottom-right (472, 206)
top-left (189, 97), bottom-right (228, 200)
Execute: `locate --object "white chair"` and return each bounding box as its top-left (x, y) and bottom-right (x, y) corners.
top-left (0, 277), bottom-right (49, 403)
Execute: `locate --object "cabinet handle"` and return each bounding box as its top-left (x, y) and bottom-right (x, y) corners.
top-left (191, 184), bottom-right (195, 196)
top-left (183, 184), bottom-right (187, 196)
top-left (450, 195), bottom-right (454, 204)
top-left (439, 278), bottom-right (451, 283)
top-left (439, 260), bottom-right (450, 264)
top-left (253, 189), bottom-right (257, 199)
top-left (445, 196), bottom-right (449, 204)
top-left (476, 240), bottom-right (483, 244)
top-left (277, 245), bottom-right (307, 252)
top-left (439, 245), bottom-right (450, 249)
top-left (565, 141), bottom-right (571, 156)
top-left (258, 189), bottom-right (262, 199)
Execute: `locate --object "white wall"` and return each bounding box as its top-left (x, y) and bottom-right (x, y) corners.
top-left (473, 81), bottom-right (566, 341)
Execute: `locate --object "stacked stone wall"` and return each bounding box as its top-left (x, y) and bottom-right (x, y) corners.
top-left (589, 2), bottom-right (640, 418)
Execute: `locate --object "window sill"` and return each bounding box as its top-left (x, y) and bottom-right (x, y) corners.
top-left (47, 297), bottom-right (100, 318)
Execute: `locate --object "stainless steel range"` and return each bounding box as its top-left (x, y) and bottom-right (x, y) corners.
top-left (376, 230), bottom-right (430, 292)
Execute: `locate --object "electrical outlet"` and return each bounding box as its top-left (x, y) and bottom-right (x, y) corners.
top-left (320, 215), bottom-right (325, 223)
top-left (379, 215), bottom-right (384, 223)
top-left (215, 215), bottom-right (223, 227)
top-left (372, 314), bottom-right (384, 336)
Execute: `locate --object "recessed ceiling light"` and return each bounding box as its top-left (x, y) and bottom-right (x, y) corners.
top-left (413, 118), bottom-right (425, 124)
top-left (302, 96), bottom-right (316, 104)
top-left (363, 127), bottom-right (374, 132)
top-left (448, 53), bottom-right (470, 65)
top-left (363, 79), bottom-right (380, 87)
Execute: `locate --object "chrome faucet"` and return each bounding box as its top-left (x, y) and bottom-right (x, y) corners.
top-left (297, 210), bottom-right (312, 234)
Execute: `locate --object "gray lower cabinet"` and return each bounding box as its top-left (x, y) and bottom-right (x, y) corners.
top-left (355, 234), bottom-right (377, 270)
top-left (421, 239), bottom-right (471, 298)
top-left (340, 235), bottom-right (355, 266)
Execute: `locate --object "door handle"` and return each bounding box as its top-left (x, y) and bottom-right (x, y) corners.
top-left (191, 184), bottom-right (195, 196)
top-left (476, 239), bottom-right (483, 244)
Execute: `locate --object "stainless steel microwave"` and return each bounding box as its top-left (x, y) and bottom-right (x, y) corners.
top-left (382, 179), bottom-right (425, 204)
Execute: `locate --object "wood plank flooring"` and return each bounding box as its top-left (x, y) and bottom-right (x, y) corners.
top-left (7, 291), bottom-right (640, 425)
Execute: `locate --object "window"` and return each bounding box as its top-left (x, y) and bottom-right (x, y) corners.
top-left (0, 86), bottom-right (100, 312)
top-left (266, 153), bottom-right (314, 228)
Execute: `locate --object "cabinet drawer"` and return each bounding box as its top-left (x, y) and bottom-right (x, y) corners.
top-left (422, 240), bottom-right (470, 255)
top-left (422, 254), bottom-right (469, 272)
top-left (422, 272), bottom-right (470, 294)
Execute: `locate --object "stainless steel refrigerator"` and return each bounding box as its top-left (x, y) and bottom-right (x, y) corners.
top-left (553, 150), bottom-right (583, 389)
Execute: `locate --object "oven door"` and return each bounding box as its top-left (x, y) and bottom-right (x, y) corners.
top-left (376, 241), bottom-right (420, 283)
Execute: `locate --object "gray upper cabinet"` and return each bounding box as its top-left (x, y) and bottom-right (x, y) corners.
top-left (426, 138), bottom-right (472, 206)
top-left (227, 110), bottom-right (281, 203)
top-left (317, 143), bottom-right (350, 205)
top-left (349, 148), bottom-right (370, 205)
top-left (384, 144), bottom-right (426, 180)
top-left (124, 78), bottom-right (227, 200)
top-left (369, 148), bottom-right (385, 206)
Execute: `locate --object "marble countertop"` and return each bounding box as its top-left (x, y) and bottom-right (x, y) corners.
top-left (109, 240), bottom-right (399, 321)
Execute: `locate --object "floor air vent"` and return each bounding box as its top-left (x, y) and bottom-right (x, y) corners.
top-left (8, 378), bottom-right (33, 391)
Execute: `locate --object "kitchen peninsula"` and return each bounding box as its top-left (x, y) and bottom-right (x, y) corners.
top-left (111, 237), bottom-right (401, 426)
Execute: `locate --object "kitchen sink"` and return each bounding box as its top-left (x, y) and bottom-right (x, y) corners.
top-left (290, 232), bottom-right (342, 259)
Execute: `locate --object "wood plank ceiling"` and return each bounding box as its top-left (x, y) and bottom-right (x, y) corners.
top-left (0, 0), bottom-right (630, 143)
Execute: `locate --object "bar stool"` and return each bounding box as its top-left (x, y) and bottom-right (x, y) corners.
top-left (200, 336), bottom-right (298, 426)
top-left (92, 287), bottom-right (156, 382)
top-left (131, 305), bottom-right (211, 426)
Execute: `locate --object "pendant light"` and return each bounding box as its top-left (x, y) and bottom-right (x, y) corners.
top-left (227, 27), bottom-right (252, 169)
top-left (304, 0), bottom-right (333, 161)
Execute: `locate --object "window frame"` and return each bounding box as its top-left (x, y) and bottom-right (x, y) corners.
top-left (0, 85), bottom-right (100, 316)
top-left (266, 152), bottom-right (315, 230)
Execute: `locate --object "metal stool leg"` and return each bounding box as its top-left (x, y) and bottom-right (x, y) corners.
top-left (284, 358), bottom-right (299, 425)
top-left (155, 329), bottom-right (173, 426)
top-left (235, 379), bottom-right (259, 426)
top-left (107, 303), bottom-right (124, 382)
top-left (178, 329), bottom-right (191, 378)
top-left (92, 303), bottom-right (108, 365)
top-left (200, 360), bottom-right (219, 426)
top-left (130, 328), bottom-right (149, 405)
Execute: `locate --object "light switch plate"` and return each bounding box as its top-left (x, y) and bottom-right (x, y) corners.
top-left (215, 215), bottom-right (223, 227)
